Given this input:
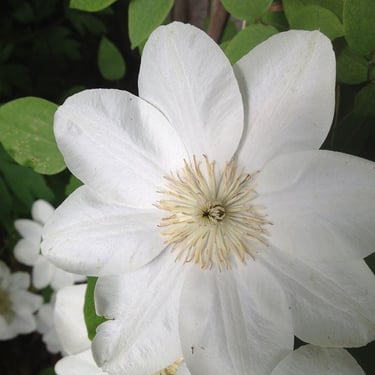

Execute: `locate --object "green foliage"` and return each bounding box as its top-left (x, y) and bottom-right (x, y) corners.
top-left (337, 47), bottom-right (368, 84)
top-left (221, 0), bottom-right (273, 20)
top-left (0, 146), bottom-right (54, 207)
top-left (343, 0), bottom-right (375, 55)
top-left (70, 0), bottom-right (117, 12)
top-left (354, 84), bottom-right (375, 119)
top-left (0, 97), bottom-right (65, 175)
top-left (283, 0), bottom-right (344, 22)
top-left (98, 36), bottom-right (126, 81)
top-left (84, 277), bottom-right (107, 340)
top-left (67, 11), bottom-right (107, 35)
top-left (288, 5), bottom-right (344, 40)
top-left (128, 0), bottom-right (174, 49)
top-left (224, 24), bottom-right (278, 64)
top-left (65, 175), bottom-right (83, 196)
top-left (262, 9), bottom-right (289, 30)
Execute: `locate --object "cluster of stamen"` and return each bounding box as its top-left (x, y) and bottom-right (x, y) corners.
top-left (156, 155), bottom-right (271, 270)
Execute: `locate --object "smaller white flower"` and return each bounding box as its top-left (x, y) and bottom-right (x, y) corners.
top-left (0, 260), bottom-right (42, 340)
top-left (271, 345), bottom-right (365, 375)
top-left (14, 199), bottom-right (84, 290)
top-left (36, 293), bottom-right (62, 354)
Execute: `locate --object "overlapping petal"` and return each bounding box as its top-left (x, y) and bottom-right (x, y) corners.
top-left (179, 261), bottom-right (293, 375)
top-left (93, 251), bottom-right (186, 374)
top-left (42, 186), bottom-right (163, 276)
top-left (235, 30), bottom-right (335, 171)
top-left (271, 345), bottom-right (365, 375)
top-left (139, 22), bottom-right (243, 164)
top-left (262, 249), bottom-right (375, 347)
top-left (54, 88), bottom-right (186, 208)
top-left (54, 284), bottom-right (90, 356)
top-left (32, 199), bottom-right (55, 224)
top-left (256, 150), bottom-right (375, 262)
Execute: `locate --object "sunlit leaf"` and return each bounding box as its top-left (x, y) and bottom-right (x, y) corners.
top-left (70, 0), bottom-right (117, 12)
top-left (224, 24), bottom-right (278, 64)
top-left (0, 97), bottom-right (65, 175)
top-left (283, 0), bottom-right (344, 22)
top-left (98, 36), bottom-right (126, 81)
top-left (289, 5), bottom-right (344, 40)
top-left (128, 0), bottom-right (174, 49)
top-left (344, 0), bottom-right (375, 55)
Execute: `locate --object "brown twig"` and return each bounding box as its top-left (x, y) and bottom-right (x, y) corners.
top-left (207, 0), bottom-right (229, 43)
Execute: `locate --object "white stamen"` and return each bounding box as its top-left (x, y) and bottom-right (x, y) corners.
top-left (156, 156), bottom-right (270, 270)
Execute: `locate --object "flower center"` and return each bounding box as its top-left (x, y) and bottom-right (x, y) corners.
top-left (0, 288), bottom-right (11, 316)
top-left (156, 155), bottom-right (270, 270)
top-left (152, 358), bottom-right (183, 375)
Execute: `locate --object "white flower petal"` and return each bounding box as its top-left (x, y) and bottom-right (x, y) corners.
top-left (9, 271), bottom-right (30, 290)
top-left (262, 249), bottom-right (375, 347)
top-left (271, 345), bottom-right (365, 375)
top-left (176, 362), bottom-right (191, 375)
top-left (13, 239), bottom-right (40, 266)
top-left (42, 186), bottom-right (163, 276)
top-left (14, 219), bottom-right (42, 243)
top-left (235, 30), bottom-right (335, 170)
top-left (179, 261), bottom-right (293, 375)
top-left (93, 251), bottom-right (186, 374)
top-left (32, 257), bottom-right (54, 289)
top-left (54, 284), bottom-right (90, 355)
top-left (54, 88), bottom-right (186, 208)
top-left (31, 199), bottom-right (55, 225)
top-left (257, 150), bottom-right (375, 262)
top-left (139, 22), bottom-right (243, 164)
top-left (50, 268), bottom-right (76, 291)
top-left (55, 350), bottom-right (107, 375)
top-left (36, 304), bottom-right (54, 334)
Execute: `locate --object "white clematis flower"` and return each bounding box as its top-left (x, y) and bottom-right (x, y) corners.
top-left (42, 22), bottom-right (375, 374)
top-left (271, 345), bottom-right (365, 375)
top-left (14, 199), bottom-right (85, 290)
top-left (0, 261), bottom-right (42, 340)
top-left (54, 284), bottom-right (188, 375)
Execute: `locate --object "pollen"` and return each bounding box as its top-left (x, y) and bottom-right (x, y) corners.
top-left (156, 155), bottom-right (271, 270)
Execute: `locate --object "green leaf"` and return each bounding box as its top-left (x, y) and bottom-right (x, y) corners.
top-left (289, 5), bottom-right (344, 41)
top-left (70, 0), bottom-right (117, 12)
top-left (84, 277), bottom-right (107, 340)
top-left (221, 20), bottom-right (238, 43)
top-left (65, 174), bottom-right (83, 196)
top-left (0, 97), bottom-right (65, 175)
top-left (283, 0), bottom-right (344, 22)
top-left (98, 36), bottom-right (126, 81)
top-left (337, 46), bottom-right (368, 84)
top-left (262, 9), bottom-right (289, 30)
top-left (0, 146), bottom-right (54, 207)
top-left (354, 83), bottom-right (375, 119)
top-left (67, 11), bottom-right (107, 35)
top-left (343, 0), bottom-right (375, 55)
top-left (221, 0), bottom-right (273, 20)
top-left (128, 0), bottom-right (174, 49)
top-left (224, 24), bottom-right (278, 64)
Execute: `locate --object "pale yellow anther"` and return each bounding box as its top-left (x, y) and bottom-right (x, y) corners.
top-left (156, 156), bottom-right (270, 270)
